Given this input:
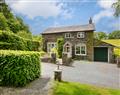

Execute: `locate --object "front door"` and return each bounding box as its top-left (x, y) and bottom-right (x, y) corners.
top-left (63, 42), bottom-right (72, 57)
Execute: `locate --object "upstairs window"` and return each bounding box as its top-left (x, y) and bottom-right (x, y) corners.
top-left (65, 33), bottom-right (71, 38)
top-left (77, 32), bottom-right (85, 38)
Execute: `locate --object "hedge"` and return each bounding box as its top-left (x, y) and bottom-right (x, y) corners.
top-left (0, 30), bottom-right (41, 51)
top-left (0, 50), bottom-right (41, 87)
top-left (57, 38), bottom-right (64, 58)
top-left (0, 42), bottom-right (16, 50)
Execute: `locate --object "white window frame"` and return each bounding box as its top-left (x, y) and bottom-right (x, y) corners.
top-left (75, 43), bottom-right (86, 56)
top-left (47, 42), bottom-right (56, 53)
top-left (65, 33), bottom-right (71, 38)
top-left (77, 32), bottom-right (85, 38)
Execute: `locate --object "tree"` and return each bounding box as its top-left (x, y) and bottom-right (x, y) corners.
top-left (0, 2), bottom-right (31, 34)
top-left (113, 0), bottom-right (120, 17)
top-left (16, 31), bottom-right (32, 39)
top-left (0, 12), bottom-right (9, 30)
top-left (108, 30), bottom-right (120, 39)
top-left (1, 2), bottom-right (14, 19)
top-left (94, 32), bottom-right (107, 40)
top-left (16, 16), bottom-right (30, 33)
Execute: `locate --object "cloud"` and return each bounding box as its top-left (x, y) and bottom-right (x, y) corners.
top-left (6, 0), bottom-right (73, 19)
top-left (93, 9), bottom-right (114, 23)
top-left (98, 0), bottom-right (117, 9)
top-left (93, 0), bottom-right (117, 23)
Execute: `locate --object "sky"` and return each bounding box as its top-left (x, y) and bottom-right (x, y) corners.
top-left (6, 0), bottom-right (120, 35)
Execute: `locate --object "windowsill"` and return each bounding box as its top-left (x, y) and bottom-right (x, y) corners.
top-left (65, 37), bottom-right (74, 38)
top-left (75, 54), bottom-right (87, 56)
top-left (77, 37), bottom-right (85, 38)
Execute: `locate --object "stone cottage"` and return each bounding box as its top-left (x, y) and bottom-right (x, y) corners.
top-left (42, 18), bottom-right (114, 63)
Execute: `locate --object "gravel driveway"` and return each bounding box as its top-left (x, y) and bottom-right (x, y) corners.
top-left (42, 61), bottom-right (120, 89)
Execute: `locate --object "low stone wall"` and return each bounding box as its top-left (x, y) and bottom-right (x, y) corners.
top-left (41, 57), bottom-right (53, 63)
top-left (41, 53), bottom-right (56, 64)
top-left (62, 53), bottom-right (73, 66)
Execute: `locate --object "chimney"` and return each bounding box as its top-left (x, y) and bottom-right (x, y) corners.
top-left (89, 17), bottom-right (92, 24)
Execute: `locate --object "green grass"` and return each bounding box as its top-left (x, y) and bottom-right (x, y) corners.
top-left (53, 81), bottom-right (120, 95)
top-left (103, 39), bottom-right (120, 56)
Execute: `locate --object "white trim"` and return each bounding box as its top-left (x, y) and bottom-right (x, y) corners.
top-left (75, 43), bottom-right (87, 56)
top-left (63, 41), bottom-right (72, 57)
top-left (77, 32), bottom-right (85, 38)
top-left (108, 47), bottom-right (110, 63)
top-left (65, 33), bottom-right (72, 38)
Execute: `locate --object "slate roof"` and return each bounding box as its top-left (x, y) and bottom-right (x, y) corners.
top-left (42, 23), bottom-right (95, 34)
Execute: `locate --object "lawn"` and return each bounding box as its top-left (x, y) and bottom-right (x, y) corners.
top-left (103, 39), bottom-right (120, 56)
top-left (53, 81), bottom-right (120, 95)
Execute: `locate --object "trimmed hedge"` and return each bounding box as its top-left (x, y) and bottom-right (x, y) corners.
top-left (0, 50), bottom-right (41, 87)
top-left (0, 31), bottom-right (41, 51)
top-left (0, 42), bottom-right (16, 50)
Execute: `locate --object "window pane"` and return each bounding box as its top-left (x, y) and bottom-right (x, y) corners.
top-left (77, 32), bottom-right (85, 38)
top-left (81, 46), bottom-right (85, 54)
top-left (76, 46), bottom-right (80, 54)
top-left (65, 33), bottom-right (71, 38)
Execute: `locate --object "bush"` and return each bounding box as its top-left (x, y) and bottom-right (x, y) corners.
top-left (0, 30), bottom-right (41, 51)
top-left (0, 50), bottom-right (41, 87)
top-left (57, 38), bottom-right (64, 58)
top-left (0, 42), bottom-right (16, 50)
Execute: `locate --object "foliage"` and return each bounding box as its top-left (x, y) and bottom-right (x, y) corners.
top-left (0, 3), bottom-right (31, 34)
top-left (57, 38), bottom-right (64, 58)
top-left (16, 31), bottom-right (32, 39)
top-left (113, 0), bottom-right (120, 17)
top-left (53, 81), bottom-right (120, 95)
top-left (0, 42), bottom-right (16, 50)
top-left (0, 12), bottom-right (9, 30)
top-left (51, 47), bottom-right (59, 58)
top-left (1, 3), bottom-right (14, 19)
top-left (16, 16), bottom-right (30, 33)
top-left (32, 35), bottom-right (43, 41)
top-left (0, 30), bottom-right (41, 51)
top-left (94, 32), bottom-right (107, 40)
top-left (108, 30), bottom-right (120, 39)
top-left (0, 50), bottom-right (41, 87)
top-left (103, 39), bottom-right (120, 56)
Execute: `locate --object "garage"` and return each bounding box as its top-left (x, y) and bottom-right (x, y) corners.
top-left (94, 47), bottom-right (108, 62)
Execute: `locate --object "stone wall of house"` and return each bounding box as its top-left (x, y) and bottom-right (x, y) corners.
top-left (42, 33), bottom-right (63, 52)
top-left (42, 31), bottom-right (94, 61)
top-left (64, 31), bottom-right (94, 61)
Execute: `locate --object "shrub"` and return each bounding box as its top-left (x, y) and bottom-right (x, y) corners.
top-left (0, 50), bottom-right (41, 87)
top-left (0, 42), bottom-right (16, 50)
top-left (57, 38), bottom-right (64, 58)
top-left (0, 30), bottom-right (41, 51)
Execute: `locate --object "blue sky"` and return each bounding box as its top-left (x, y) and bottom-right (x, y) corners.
top-left (6, 0), bottom-right (119, 35)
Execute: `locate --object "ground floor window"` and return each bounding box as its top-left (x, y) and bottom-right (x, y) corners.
top-left (75, 44), bottom-right (86, 55)
top-left (47, 42), bottom-right (56, 52)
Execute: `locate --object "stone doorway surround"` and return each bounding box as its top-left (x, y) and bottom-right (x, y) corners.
top-left (63, 41), bottom-right (72, 58)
